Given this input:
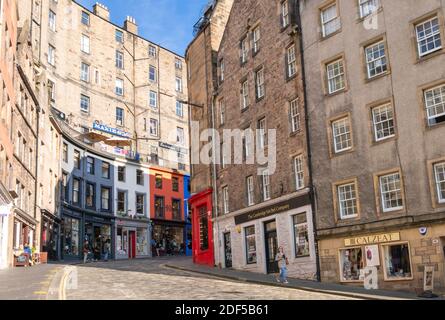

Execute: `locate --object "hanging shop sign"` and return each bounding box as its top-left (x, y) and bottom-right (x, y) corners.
top-left (344, 232), bottom-right (400, 247)
top-left (234, 194), bottom-right (311, 225)
top-left (93, 122), bottom-right (132, 138)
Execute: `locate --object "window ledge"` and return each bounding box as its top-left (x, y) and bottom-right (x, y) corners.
top-left (241, 106), bottom-right (250, 113)
top-left (256, 96), bottom-right (265, 103)
top-left (325, 88), bottom-right (347, 98)
top-left (286, 74), bottom-right (297, 83)
top-left (320, 28), bottom-right (342, 42)
top-left (426, 120), bottom-right (445, 131)
top-left (416, 49), bottom-right (444, 64)
top-left (289, 130), bottom-right (302, 137)
top-left (371, 135), bottom-right (396, 147)
top-left (365, 70), bottom-right (391, 84)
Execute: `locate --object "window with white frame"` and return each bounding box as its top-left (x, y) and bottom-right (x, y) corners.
top-left (177, 127), bottom-right (185, 145)
top-left (379, 172), bottom-right (403, 212)
top-left (115, 29), bottom-right (124, 43)
top-left (424, 84), bottom-right (445, 126)
top-left (253, 26), bottom-right (261, 54)
top-left (243, 128), bottom-right (252, 159)
top-left (115, 78), bottom-right (124, 96)
top-left (326, 59), bottom-right (345, 94)
top-left (434, 162), bottom-right (445, 203)
top-left (149, 118), bottom-right (158, 136)
top-left (241, 80), bottom-right (249, 109)
top-left (337, 182), bottom-right (358, 219)
top-left (359, 0), bottom-right (380, 18)
top-left (81, 34), bottom-right (90, 54)
top-left (149, 65), bottom-right (157, 82)
top-left (255, 68), bottom-right (265, 99)
top-left (240, 37), bottom-right (248, 64)
top-left (48, 45), bottom-right (55, 65)
top-left (258, 118), bottom-right (267, 149)
top-left (175, 58), bottom-right (182, 70)
top-left (293, 214), bottom-right (310, 257)
top-left (290, 99), bottom-right (300, 133)
top-left (80, 62), bottom-right (89, 82)
top-left (332, 117), bottom-right (352, 153)
top-left (219, 59), bottom-right (225, 83)
top-left (372, 103), bottom-right (395, 141)
top-left (175, 77), bottom-right (183, 92)
top-left (81, 11), bottom-right (90, 26)
top-left (219, 99), bottom-right (225, 125)
top-left (149, 91), bottom-right (157, 108)
top-left (116, 107), bottom-right (124, 126)
top-left (281, 0), bottom-right (289, 28)
top-left (246, 176), bottom-right (254, 206)
top-left (294, 155), bottom-right (304, 190)
top-left (245, 226), bottom-right (257, 264)
top-left (176, 101), bottom-right (183, 117)
top-left (365, 41), bottom-right (387, 78)
top-left (287, 45), bottom-right (297, 78)
top-left (415, 17), bottom-right (442, 57)
top-left (382, 243), bottom-right (412, 279)
top-left (321, 3), bottom-right (341, 37)
top-left (80, 94), bottom-right (90, 113)
top-left (149, 45), bottom-right (156, 58)
top-left (116, 50), bottom-right (124, 69)
top-left (223, 186), bottom-right (229, 214)
top-left (49, 10), bottom-right (56, 32)
top-left (262, 169), bottom-right (271, 201)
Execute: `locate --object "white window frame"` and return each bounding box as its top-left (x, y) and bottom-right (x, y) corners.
top-left (177, 127), bottom-right (185, 145)
top-left (81, 34), bottom-right (90, 54)
top-left (327, 59), bottom-right (345, 94)
top-left (262, 170), bottom-right (271, 201)
top-left (258, 118), bottom-right (266, 149)
top-left (246, 176), bottom-right (254, 206)
top-left (365, 41), bottom-right (387, 79)
top-left (223, 186), bottom-right (229, 214)
top-left (219, 59), bottom-right (225, 82)
top-left (175, 77), bottom-right (183, 93)
top-left (48, 45), bottom-right (55, 65)
top-left (116, 50), bottom-right (124, 69)
top-left (49, 10), bottom-right (56, 32)
top-left (253, 26), bottom-right (260, 53)
top-left (424, 84), bottom-right (445, 126)
top-left (149, 65), bottom-right (157, 82)
top-left (372, 103), bottom-right (395, 141)
top-left (287, 45), bottom-right (297, 78)
top-left (294, 155), bottom-right (304, 190)
top-left (149, 91), bottom-right (157, 108)
top-left (359, 0), bottom-right (380, 19)
top-left (290, 99), bottom-right (300, 133)
top-left (80, 62), bottom-right (90, 82)
top-left (379, 172), bottom-right (404, 212)
top-left (281, 0), bottom-right (289, 28)
top-left (149, 118), bottom-right (158, 136)
top-left (116, 107), bottom-right (124, 126)
top-left (80, 94), bottom-right (90, 113)
top-left (115, 29), bottom-right (124, 43)
top-left (434, 162), bottom-right (445, 203)
top-left (332, 117), bottom-right (352, 153)
top-left (416, 16), bottom-right (442, 57)
top-left (321, 3), bottom-right (340, 37)
top-left (176, 101), bottom-right (183, 117)
top-left (149, 45), bottom-right (157, 58)
top-left (219, 99), bottom-right (225, 125)
top-left (241, 37), bottom-right (248, 63)
top-left (337, 182), bottom-right (358, 219)
top-left (175, 58), bottom-right (182, 70)
top-left (115, 78), bottom-right (124, 96)
top-left (241, 80), bottom-right (249, 109)
top-left (255, 68), bottom-right (265, 99)
top-left (81, 11), bottom-right (90, 26)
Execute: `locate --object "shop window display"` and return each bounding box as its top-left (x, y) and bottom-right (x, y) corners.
top-left (293, 214), bottom-right (310, 257)
top-left (383, 243), bottom-right (412, 279)
top-left (63, 218), bottom-right (80, 256)
top-left (116, 227), bottom-right (128, 256)
top-left (245, 226), bottom-right (257, 264)
top-left (339, 247), bottom-right (363, 282)
top-left (137, 228), bottom-right (149, 256)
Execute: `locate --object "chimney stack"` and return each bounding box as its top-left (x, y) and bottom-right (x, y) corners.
top-left (124, 16), bottom-right (138, 35)
top-left (93, 2), bottom-right (110, 21)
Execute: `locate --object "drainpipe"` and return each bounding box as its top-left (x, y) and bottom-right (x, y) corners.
top-left (295, 0), bottom-right (321, 282)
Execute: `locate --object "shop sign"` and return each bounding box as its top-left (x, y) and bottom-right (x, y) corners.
top-left (365, 245), bottom-right (380, 267)
top-left (363, 266), bottom-right (379, 290)
top-left (93, 122), bottom-right (131, 138)
top-left (344, 232), bottom-right (400, 247)
top-left (234, 194), bottom-right (311, 225)
top-left (159, 142), bottom-right (188, 155)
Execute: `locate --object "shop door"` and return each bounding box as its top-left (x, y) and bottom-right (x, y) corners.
top-left (129, 231), bottom-right (136, 259)
top-left (264, 221), bottom-right (279, 274)
top-left (223, 232), bottom-right (232, 268)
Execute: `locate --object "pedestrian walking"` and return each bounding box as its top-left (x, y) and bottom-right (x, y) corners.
top-left (83, 240), bottom-right (90, 264)
top-left (275, 246), bottom-right (289, 284)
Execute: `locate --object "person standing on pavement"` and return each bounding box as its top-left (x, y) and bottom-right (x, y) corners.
top-left (83, 240), bottom-right (90, 264)
top-left (275, 246), bottom-right (289, 284)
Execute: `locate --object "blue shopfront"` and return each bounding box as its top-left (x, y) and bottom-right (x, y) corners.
top-left (184, 175), bottom-right (192, 256)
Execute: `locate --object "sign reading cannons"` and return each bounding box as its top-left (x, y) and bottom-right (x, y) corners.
top-left (234, 194), bottom-right (311, 225)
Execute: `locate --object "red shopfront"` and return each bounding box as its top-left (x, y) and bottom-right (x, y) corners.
top-left (189, 188), bottom-right (214, 267)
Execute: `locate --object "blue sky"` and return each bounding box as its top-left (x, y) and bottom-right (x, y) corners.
top-left (77, 0), bottom-right (210, 55)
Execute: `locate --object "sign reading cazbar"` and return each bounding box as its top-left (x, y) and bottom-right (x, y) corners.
top-left (344, 232), bottom-right (400, 247)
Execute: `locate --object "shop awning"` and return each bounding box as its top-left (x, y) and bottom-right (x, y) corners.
top-left (77, 131), bottom-right (110, 143)
top-left (103, 137), bottom-right (132, 147)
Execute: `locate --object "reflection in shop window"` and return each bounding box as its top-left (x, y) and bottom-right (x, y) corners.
top-left (293, 214), bottom-right (310, 258)
top-left (339, 247), bottom-right (364, 282)
top-left (383, 243), bottom-right (412, 279)
top-left (245, 226), bottom-right (257, 264)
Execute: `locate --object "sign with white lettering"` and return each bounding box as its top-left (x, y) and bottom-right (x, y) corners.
top-left (159, 142), bottom-right (188, 155)
top-left (93, 122), bottom-right (131, 138)
top-left (344, 232), bottom-right (400, 247)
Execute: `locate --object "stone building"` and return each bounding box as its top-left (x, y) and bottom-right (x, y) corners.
top-left (299, 0), bottom-right (445, 292)
top-left (186, 0), bottom-right (234, 266)
top-left (0, 0), bottom-right (18, 269)
top-left (26, 0), bottom-right (189, 172)
top-left (199, 0), bottom-right (317, 280)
